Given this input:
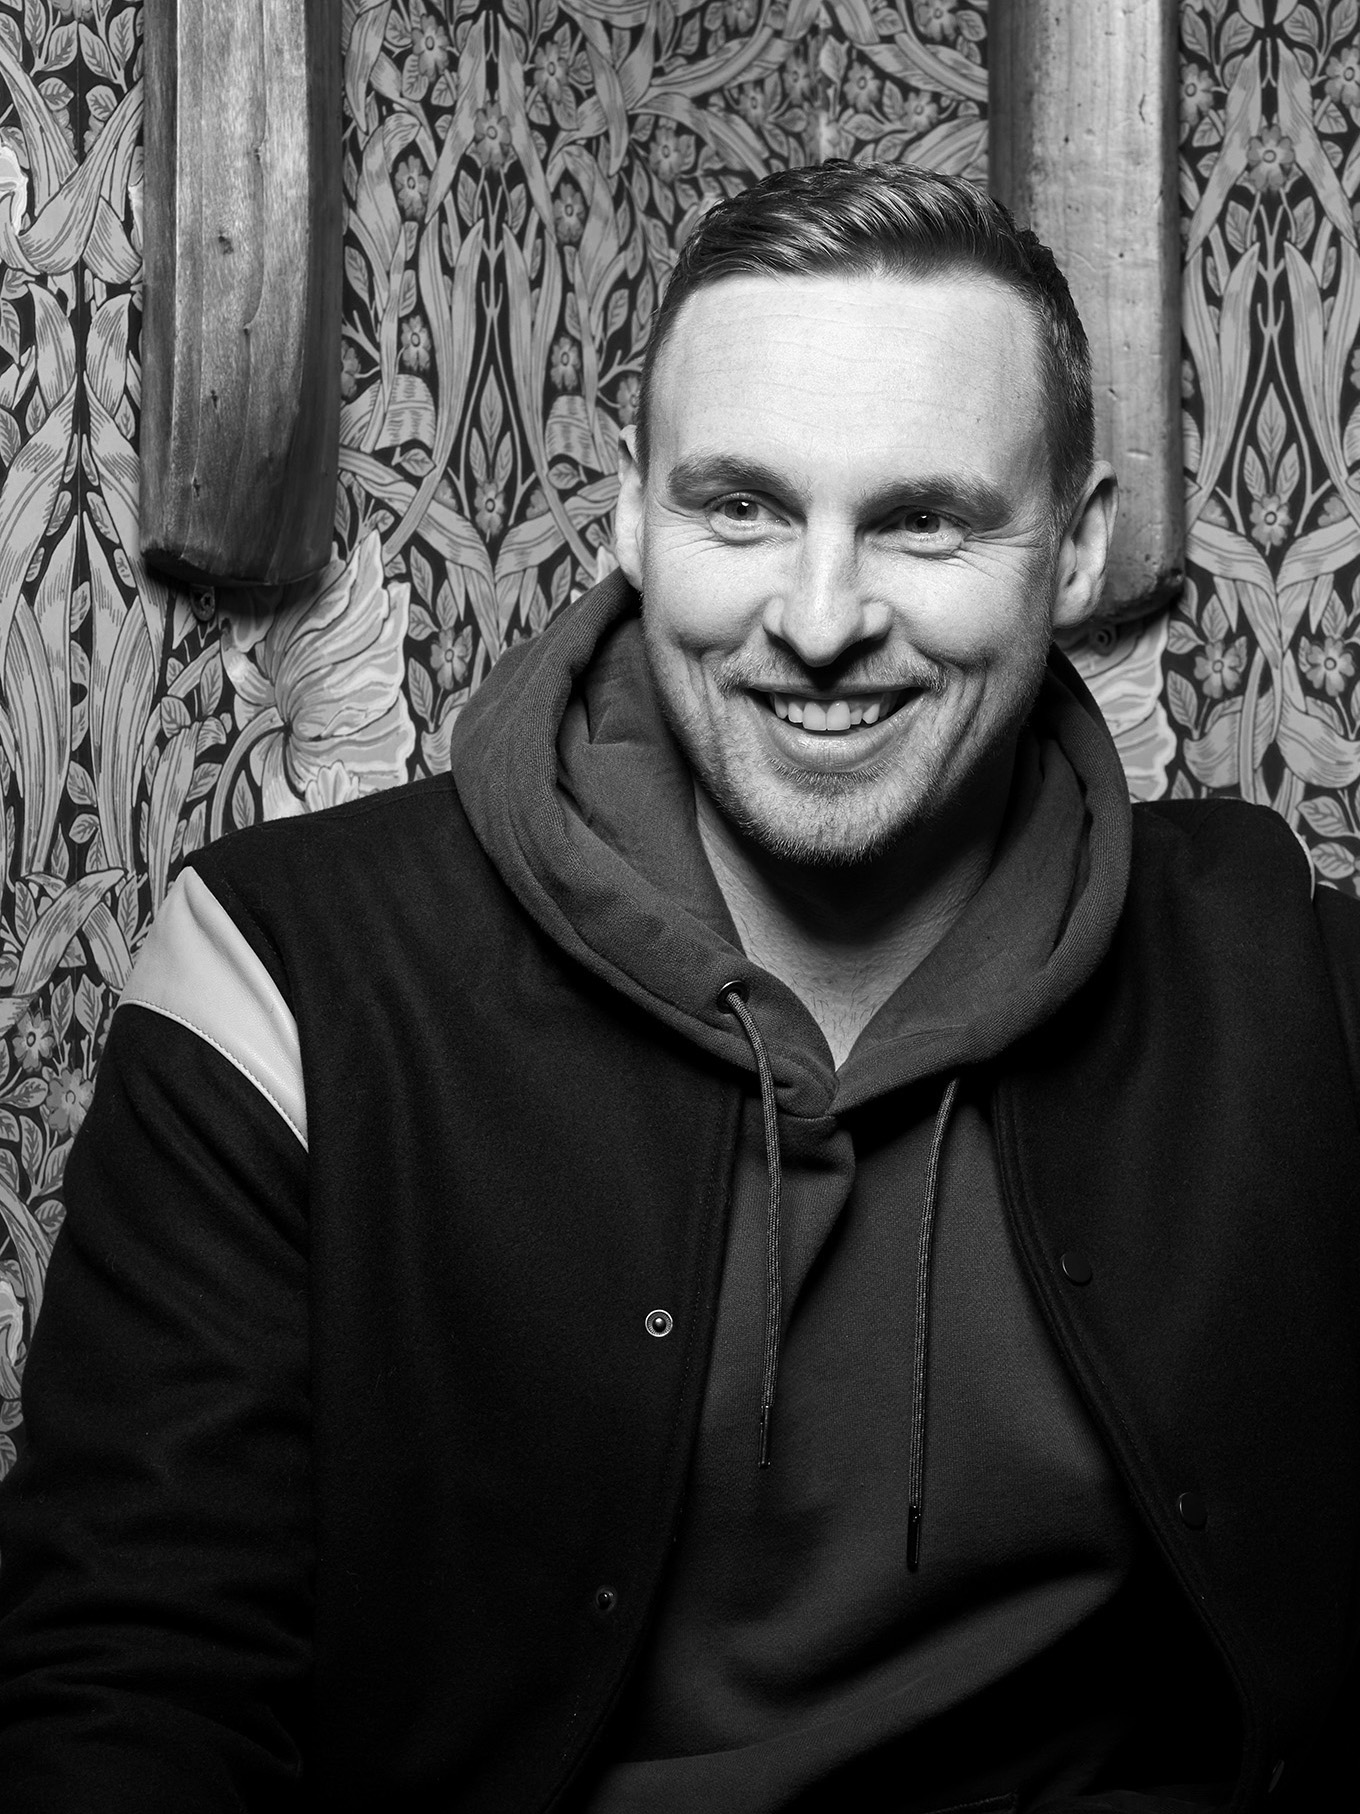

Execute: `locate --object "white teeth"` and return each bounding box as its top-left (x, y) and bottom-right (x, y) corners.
top-left (767, 691), bottom-right (900, 732)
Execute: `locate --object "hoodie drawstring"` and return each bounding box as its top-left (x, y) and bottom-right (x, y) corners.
top-left (720, 984), bottom-right (783, 1468)
top-left (907, 1073), bottom-right (960, 1571)
top-left (720, 983), bottom-right (962, 1563)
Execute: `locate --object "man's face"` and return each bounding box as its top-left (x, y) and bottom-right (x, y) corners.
top-left (615, 271), bottom-right (1095, 868)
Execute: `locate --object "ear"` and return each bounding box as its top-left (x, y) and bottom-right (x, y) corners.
top-left (1051, 462), bottom-right (1119, 632)
top-left (614, 426), bottom-right (646, 590)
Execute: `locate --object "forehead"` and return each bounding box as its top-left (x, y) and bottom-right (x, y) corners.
top-left (647, 271), bottom-right (1049, 493)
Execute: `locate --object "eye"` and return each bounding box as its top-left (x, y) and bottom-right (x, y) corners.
top-left (707, 494), bottom-right (783, 538)
top-left (880, 507), bottom-right (966, 552)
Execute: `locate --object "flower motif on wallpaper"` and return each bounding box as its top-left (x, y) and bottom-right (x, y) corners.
top-left (406, 9), bottom-right (451, 96)
top-left (472, 107), bottom-right (513, 170)
top-left (222, 534), bottom-right (415, 822)
top-left (400, 315), bottom-right (432, 374)
top-left (434, 623), bottom-right (474, 692)
top-left (1300, 635), bottom-right (1356, 698)
top-left (649, 124), bottom-right (696, 185)
top-left (1245, 123), bottom-right (1296, 193)
top-left (843, 62), bottom-right (881, 111)
top-left (891, 89), bottom-right (941, 135)
top-left (11, 1012), bottom-right (54, 1074)
top-left (552, 182), bottom-right (586, 246)
top-left (531, 28), bottom-right (571, 103)
top-left (473, 481), bottom-right (505, 538)
top-left (1194, 638), bottom-right (1249, 700)
top-left (393, 157), bottom-right (430, 221)
top-left (1325, 47), bottom-right (1360, 114)
top-left (1180, 64), bottom-right (1217, 129)
top-left (784, 49), bottom-right (815, 103)
top-left (914, 0), bottom-right (959, 43)
top-left (549, 336), bottom-right (581, 392)
top-left (529, 23), bottom-right (590, 128)
top-left (1249, 492), bottom-right (1293, 548)
top-left (616, 375), bottom-right (641, 426)
top-left (734, 81), bottom-right (771, 128)
top-left (1242, 404), bottom-right (1299, 553)
top-left (43, 1069), bottom-right (93, 1138)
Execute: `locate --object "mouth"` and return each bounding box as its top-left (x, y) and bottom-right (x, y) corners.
top-left (765, 690), bottom-right (909, 734)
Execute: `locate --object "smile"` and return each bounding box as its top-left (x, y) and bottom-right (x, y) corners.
top-left (766, 691), bottom-right (905, 733)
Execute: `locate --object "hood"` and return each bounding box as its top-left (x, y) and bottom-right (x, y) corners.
top-left (449, 571), bottom-right (1132, 1118)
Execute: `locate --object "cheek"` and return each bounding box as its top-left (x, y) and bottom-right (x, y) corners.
top-left (643, 541), bottom-right (768, 659)
top-left (890, 562), bottom-right (1052, 670)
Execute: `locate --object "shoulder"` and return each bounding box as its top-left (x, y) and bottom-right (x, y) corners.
top-left (188, 773), bottom-right (469, 896)
top-left (1128, 798), bottom-right (1360, 1063)
top-left (115, 777), bottom-right (494, 1149)
top-left (1129, 797), bottom-right (1314, 908)
top-left (180, 772), bottom-right (504, 959)
top-left (1133, 794), bottom-right (1309, 863)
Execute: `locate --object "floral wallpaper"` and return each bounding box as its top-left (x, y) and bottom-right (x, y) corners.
top-left (0, 0), bottom-right (1354, 1475)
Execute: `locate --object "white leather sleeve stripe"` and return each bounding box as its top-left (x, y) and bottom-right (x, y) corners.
top-left (118, 870), bottom-right (308, 1151)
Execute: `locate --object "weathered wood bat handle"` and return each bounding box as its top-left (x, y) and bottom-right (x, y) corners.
top-left (140, 0), bottom-right (342, 589)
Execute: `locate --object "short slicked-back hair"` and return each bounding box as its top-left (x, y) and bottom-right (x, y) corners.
top-left (636, 161), bottom-right (1094, 529)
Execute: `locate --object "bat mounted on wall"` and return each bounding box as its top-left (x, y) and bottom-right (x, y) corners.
top-left (990, 0), bottom-right (1184, 623)
top-left (139, 0), bottom-right (341, 591)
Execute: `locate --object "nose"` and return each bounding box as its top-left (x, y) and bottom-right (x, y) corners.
top-left (762, 521), bottom-right (891, 671)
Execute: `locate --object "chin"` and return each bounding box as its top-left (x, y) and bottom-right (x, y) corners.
top-left (707, 765), bottom-right (948, 871)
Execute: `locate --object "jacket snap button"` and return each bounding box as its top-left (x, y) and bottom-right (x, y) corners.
top-left (1060, 1251), bottom-right (1093, 1285)
top-left (1268, 1760), bottom-right (1285, 1794)
top-left (594, 1587), bottom-right (617, 1616)
top-left (645, 1309), bottom-right (673, 1338)
top-left (1176, 1490), bottom-right (1208, 1530)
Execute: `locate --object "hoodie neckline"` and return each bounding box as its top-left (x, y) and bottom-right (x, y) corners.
top-left (450, 573), bottom-right (1133, 1119)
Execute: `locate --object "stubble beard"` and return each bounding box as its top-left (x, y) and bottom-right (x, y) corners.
top-left (689, 703), bottom-right (955, 870)
top-left (642, 609), bottom-right (1055, 873)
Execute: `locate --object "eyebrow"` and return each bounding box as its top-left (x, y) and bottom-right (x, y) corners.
top-left (662, 451), bottom-right (1012, 526)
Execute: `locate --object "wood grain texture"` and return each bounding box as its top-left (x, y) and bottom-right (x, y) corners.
top-left (140, 0), bottom-right (341, 587)
top-left (990, 0), bottom-right (1183, 622)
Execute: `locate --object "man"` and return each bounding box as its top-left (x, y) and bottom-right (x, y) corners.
top-left (0, 163), bottom-right (1355, 1812)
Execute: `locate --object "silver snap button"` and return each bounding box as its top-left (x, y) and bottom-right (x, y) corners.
top-left (645, 1309), bottom-right (673, 1338)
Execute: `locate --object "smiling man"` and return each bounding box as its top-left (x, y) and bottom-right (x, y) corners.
top-left (617, 255), bottom-right (1113, 1065)
top-left (0, 165), bottom-right (1357, 1814)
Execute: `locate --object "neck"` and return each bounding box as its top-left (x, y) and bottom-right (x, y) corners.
top-left (697, 747), bottom-right (1017, 1067)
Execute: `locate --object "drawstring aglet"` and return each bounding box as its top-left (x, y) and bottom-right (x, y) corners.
top-left (907, 1503), bottom-right (922, 1571)
top-left (758, 1403), bottom-right (773, 1468)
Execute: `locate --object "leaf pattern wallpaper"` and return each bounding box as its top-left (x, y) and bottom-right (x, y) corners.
top-left (0, 0), bottom-right (1354, 1474)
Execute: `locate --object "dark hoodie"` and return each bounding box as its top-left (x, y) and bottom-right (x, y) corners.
top-left (452, 576), bottom-right (1236, 1812)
